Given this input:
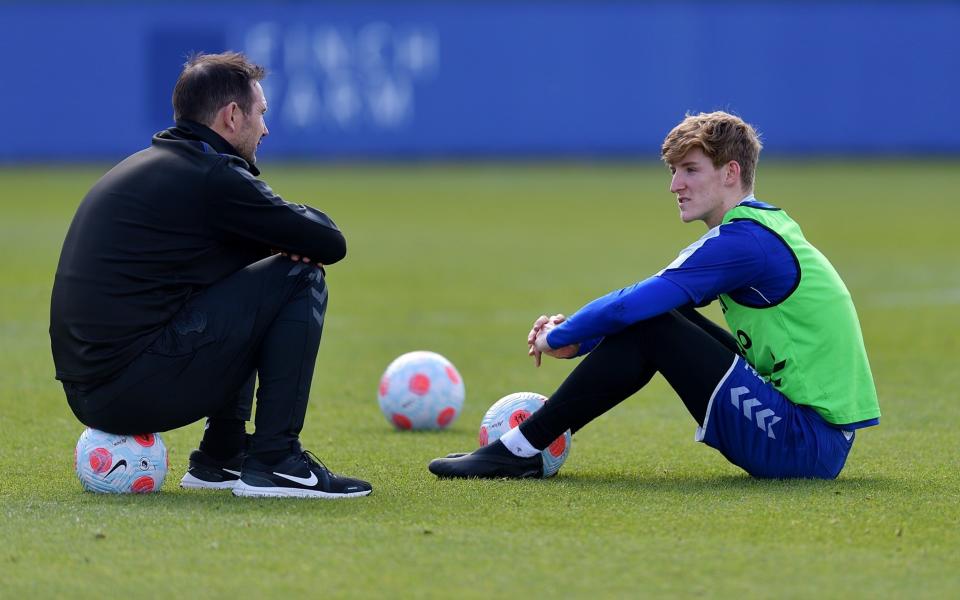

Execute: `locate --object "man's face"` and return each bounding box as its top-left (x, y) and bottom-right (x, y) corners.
top-left (234, 81), bottom-right (269, 164)
top-left (668, 148), bottom-right (730, 228)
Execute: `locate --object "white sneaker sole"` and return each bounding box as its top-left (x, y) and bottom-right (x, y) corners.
top-left (180, 472), bottom-right (238, 490)
top-left (232, 481), bottom-right (372, 499)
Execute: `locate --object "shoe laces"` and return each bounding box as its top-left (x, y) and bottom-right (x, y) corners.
top-left (302, 450), bottom-right (331, 474)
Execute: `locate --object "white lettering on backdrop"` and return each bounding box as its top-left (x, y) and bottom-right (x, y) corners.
top-left (244, 21), bottom-right (439, 131)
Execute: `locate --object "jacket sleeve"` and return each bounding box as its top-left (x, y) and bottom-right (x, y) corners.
top-left (206, 159), bottom-right (347, 264)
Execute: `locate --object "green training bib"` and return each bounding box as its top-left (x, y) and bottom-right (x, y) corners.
top-left (718, 204), bottom-right (880, 425)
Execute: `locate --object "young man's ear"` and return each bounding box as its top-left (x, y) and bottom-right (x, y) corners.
top-left (724, 161), bottom-right (742, 187)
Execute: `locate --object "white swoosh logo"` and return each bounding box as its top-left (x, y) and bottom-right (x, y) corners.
top-left (272, 471), bottom-right (318, 486)
top-left (224, 469), bottom-right (241, 476)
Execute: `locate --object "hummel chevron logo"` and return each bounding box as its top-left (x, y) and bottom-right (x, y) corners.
top-left (729, 387), bottom-right (750, 409)
top-left (741, 398), bottom-right (761, 419)
top-left (273, 471), bottom-right (319, 486)
top-left (754, 409), bottom-right (782, 439)
top-left (729, 386), bottom-right (780, 439)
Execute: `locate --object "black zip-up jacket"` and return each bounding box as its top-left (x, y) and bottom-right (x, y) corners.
top-left (50, 120), bottom-right (346, 384)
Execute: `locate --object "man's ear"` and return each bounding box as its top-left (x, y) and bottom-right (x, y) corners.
top-left (213, 102), bottom-right (240, 133)
top-left (724, 161), bottom-right (742, 187)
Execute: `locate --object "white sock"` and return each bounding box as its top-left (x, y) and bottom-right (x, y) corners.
top-left (499, 427), bottom-right (540, 458)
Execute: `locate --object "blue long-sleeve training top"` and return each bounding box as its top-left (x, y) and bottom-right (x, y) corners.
top-left (546, 198), bottom-right (800, 354)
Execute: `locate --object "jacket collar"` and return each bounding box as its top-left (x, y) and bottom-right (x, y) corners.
top-left (166, 119), bottom-right (260, 176)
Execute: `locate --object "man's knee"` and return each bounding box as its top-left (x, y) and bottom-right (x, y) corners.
top-left (307, 274), bottom-right (328, 320)
top-left (282, 260), bottom-right (322, 283)
top-left (254, 255), bottom-right (327, 298)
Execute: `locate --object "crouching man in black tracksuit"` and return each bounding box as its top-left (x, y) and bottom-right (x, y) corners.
top-left (50, 52), bottom-right (371, 499)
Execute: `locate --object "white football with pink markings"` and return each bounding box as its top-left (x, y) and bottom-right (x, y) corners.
top-left (378, 351), bottom-right (465, 430)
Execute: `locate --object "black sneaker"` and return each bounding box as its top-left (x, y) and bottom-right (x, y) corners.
top-left (428, 440), bottom-right (543, 479)
top-left (179, 448), bottom-right (244, 490)
top-left (232, 450), bottom-right (372, 499)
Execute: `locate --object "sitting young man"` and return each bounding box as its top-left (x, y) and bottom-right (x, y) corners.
top-left (51, 52), bottom-right (371, 498)
top-left (429, 111), bottom-right (880, 480)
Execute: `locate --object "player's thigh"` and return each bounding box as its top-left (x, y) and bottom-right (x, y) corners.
top-left (186, 254), bottom-right (325, 339)
top-left (699, 358), bottom-right (854, 479)
top-left (74, 275), bottom-right (277, 432)
top-left (76, 342), bottom-right (255, 433)
top-left (76, 256), bottom-right (324, 433)
top-left (625, 311), bottom-right (739, 423)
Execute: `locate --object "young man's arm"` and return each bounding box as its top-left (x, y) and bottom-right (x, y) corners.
top-left (544, 277), bottom-right (691, 351)
top-left (542, 223), bottom-right (767, 353)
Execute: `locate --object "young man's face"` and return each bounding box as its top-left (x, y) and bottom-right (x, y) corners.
top-left (234, 81), bottom-right (269, 165)
top-left (668, 147), bottom-right (731, 228)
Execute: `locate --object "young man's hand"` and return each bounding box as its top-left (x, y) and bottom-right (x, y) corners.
top-left (527, 314), bottom-right (579, 367)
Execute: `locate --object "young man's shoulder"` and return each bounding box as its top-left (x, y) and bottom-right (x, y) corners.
top-left (735, 199), bottom-right (781, 212)
top-left (686, 219), bottom-right (769, 252)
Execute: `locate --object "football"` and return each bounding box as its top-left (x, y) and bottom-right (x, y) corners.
top-left (479, 392), bottom-right (571, 477)
top-left (378, 351), bottom-right (465, 430)
top-left (74, 428), bottom-right (168, 493)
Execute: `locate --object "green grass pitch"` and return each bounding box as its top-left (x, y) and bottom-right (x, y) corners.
top-left (0, 160), bottom-right (958, 598)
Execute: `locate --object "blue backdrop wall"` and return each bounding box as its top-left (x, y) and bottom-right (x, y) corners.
top-left (3, 1), bottom-right (959, 160)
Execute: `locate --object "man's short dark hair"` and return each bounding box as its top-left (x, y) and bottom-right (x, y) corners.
top-left (172, 51), bottom-right (266, 125)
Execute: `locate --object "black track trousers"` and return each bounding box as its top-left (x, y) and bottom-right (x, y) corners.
top-left (64, 256), bottom-right (327, 455)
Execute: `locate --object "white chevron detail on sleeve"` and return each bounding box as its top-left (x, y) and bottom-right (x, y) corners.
top-left (729, 386), bottom-right (751, 409)
top-left (754, 409), bottom-right (774, 430)
top-left (767, 417), bottom-right (782, 438)
top-left (754, 409), bottom-right (782, 439)
top-left (741, 398), bottom-right (761, 419)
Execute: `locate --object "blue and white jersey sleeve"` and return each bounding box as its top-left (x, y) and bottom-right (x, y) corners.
top-left (654, 222), bottom-right (768, 305)
top-left (546, 277), bottom-right (691, 353)
top-left (546, 221), bottom-right (771, 353)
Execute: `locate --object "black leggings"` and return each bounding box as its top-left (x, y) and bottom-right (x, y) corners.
top-left (519, 305), bottom-right (741, 449)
